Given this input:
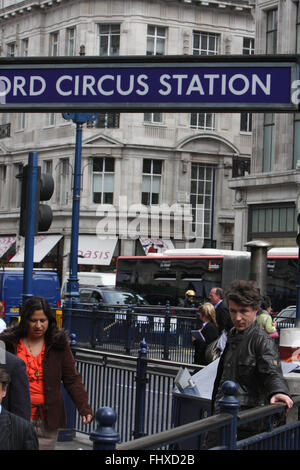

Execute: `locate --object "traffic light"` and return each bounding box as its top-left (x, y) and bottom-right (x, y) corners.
top-left (37, 169), bottom-right (54, 232)
top-left (19, 165), bottom-right (54, 236)
top-left (19, 165), bottom-right (30, 237)
top-left (297, 213), bottom-right (300, 247)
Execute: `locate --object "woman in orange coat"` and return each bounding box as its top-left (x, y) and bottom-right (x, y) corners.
top-left (0, 296), bottom-right (93, 450)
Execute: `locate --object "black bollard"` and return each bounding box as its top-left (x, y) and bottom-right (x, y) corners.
top-left (90, 407), bottom-right (120, 450)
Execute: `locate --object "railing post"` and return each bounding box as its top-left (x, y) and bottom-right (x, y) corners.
top-left (218, 381), bottom-right (239, 450)
top-left (163, 301), bottom-right (171, 360)
top-left (97, 299), bottom-right (104, 347)
top-left (90, 303), bottom-right (98, 349)
top-left (125, 301), bottom-right (133, 354)
top-left (57, 332), bottom-right (77, 442)
top-left (89, 407), bottom-right (120, 450)
top-left (133, 339), bottom-right (148, 439)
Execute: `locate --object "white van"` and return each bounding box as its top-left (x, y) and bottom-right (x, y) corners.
top-left (62, 271), bottom-right (116, 297)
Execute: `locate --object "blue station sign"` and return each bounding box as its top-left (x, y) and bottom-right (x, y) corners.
top-left (0, 55), bottom-right (298, 112)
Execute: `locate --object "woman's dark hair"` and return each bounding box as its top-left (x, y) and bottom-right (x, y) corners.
top-left (260, 295), bottom-right (271, 311)
top-left (18, 296), bottom-right (58, 342)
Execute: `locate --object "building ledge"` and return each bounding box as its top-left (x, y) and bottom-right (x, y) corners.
top-left (228, 170), bottom-right (300, 189)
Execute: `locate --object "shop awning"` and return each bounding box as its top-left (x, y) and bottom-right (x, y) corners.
top-left (0, 236), bottom-right (16, 258)
top-left (139, 238), bottom-right (174, 254)
top-left (78, 235), bottom-right (118, 265)
top-left (9, 234), bottom-right (62, 263)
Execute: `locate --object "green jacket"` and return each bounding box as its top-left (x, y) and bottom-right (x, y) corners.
top-left (257, 312), bottom-right (276, 334)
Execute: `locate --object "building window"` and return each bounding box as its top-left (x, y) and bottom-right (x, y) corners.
top-left (240, 38), bottom-right (254, 129)
top-left (297, 2), bottom-right (300, 52)
top-left (242, 37), bottom-right (255, 55)
top-left (240, 113), bottom-right (252, 132)
top-left (250, 204), bottom-right (297, 239)
top-left (50, 32), bottom-right (59, 56)
top-left (263, 113), bottom-right (275, 172)
top-left (92, 157), bottom-right (114, 204)
top-left (95, 113), bottom-right (120, 128)
top-left (144, 113), bottom-right (163, 124)
top-left (0, 165), bottom-right (7, 209)
top-left (7, 42), bottom-right (15, 57)
top-left (16, 113), bottom-right (26, 131)
top-left (21, 39), bottom-right (29, 57)
top-left (98, 24), bottom-right (120, 56)
top-left (293, 113), bottom-right (300, 168)
top-left (43, 160), bottom-right (53, 176)
top-left (14, 164), bottom-right (23, 208)
top-left (146, 25), bottom-right (167, 56)
top-left (193, 31), bottom-right (219, 55)
top-left (47, 113), bottom-right (56, 126)
top-left (142, 159), bottom-right (162, 205)
top-left (266, 9), bottom-right (277, 54)
top-left (190, 113), bottom-right (215, 131)
top-left (67, 28), bottom-right (76, 56)
top-left (60, 158), bottom-right (70, 205)
top-left (190, 163), bottom-right (215, 241)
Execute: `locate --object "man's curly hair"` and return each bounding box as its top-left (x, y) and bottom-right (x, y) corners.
top-left (225, 280), bottom-right (263, 310)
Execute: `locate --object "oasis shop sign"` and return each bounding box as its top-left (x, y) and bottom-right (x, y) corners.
top-left (0, 55), bottom-right (298, 112)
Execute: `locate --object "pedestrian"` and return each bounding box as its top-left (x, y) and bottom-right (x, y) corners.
top-left (257, 295), bottom-right (278, 338)
top-left (0, 296), bottom-right (93, 450)
top-left (0, 344), bottom-right (31, 421)
top-left (209, 287), bottom-right (233, 334)
top-left (0, 303), bottom-right (6, 333)
top-left (184, 289), bottom-right (197, 308)
top-left (192, 302), bottom-right (219, 365)
top-left (0, 366), bottom-right (38, 450)
top-left (206, 280), bottom-right (293, 447)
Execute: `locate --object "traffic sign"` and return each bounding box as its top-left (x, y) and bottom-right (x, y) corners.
top-left (0, 54), bottom-right (298, 112)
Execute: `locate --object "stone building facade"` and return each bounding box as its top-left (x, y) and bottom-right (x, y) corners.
top-left (0, 0), bottom-right (254, 278)
top-left (229, 0), bottom-right (300, 250)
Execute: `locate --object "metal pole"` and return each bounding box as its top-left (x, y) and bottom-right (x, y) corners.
top-left (62, 113), bottom-right (97, 332)
top-left (22, 151), bottom-right (39, 304)
top-left (68, 121), bottom-right (83, 299)
top-left (210, 167), bottom-right (216, 248)
top-left (296, 245), bottom-right (300, 328)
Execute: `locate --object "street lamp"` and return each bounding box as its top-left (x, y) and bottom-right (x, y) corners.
top-left (62, 112), bottom-right (97, 332)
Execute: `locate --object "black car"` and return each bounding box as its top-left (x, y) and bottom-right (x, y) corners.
top-left (79, 286), bottom-right (149, 306)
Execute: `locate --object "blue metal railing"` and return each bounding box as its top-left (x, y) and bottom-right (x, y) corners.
top-left (89, 382), bottom-right (300, 451)
top-left (72, 342), bottom-right (200, 442)
top-left (65, 302), bottom-right (197, 362)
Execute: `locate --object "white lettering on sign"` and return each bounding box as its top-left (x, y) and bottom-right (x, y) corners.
top-left (78, 249), bottom-right (111, 260)
top-left (158, 73), bottom-right (271, 96)
top-left (0, 75), bottom-right (46, 96)
top-left (0, 72), bottom-right (273, 98)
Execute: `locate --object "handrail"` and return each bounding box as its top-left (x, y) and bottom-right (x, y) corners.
top-left (237, 395), bottom-right (300, 423)
top-left (71, 345), bottom-right (204, 372)
top-left (117, 413), bottom-right (233, 450)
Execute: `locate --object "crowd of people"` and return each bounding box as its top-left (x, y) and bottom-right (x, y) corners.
top-left (0, 279), bottom-right (295, 450)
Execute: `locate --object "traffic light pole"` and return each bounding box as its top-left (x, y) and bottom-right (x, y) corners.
top-left (22, 151), bottom-right (39, 303)
top-left (62, 113), bottom-right (97, 332)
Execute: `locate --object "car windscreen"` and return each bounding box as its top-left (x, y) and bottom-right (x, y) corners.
top-left (102, 291), bottom-right (148, 305)
top-left (276, 308), bottom-right (296, 318)
top-left (79, 290), bottom-right (92, 302)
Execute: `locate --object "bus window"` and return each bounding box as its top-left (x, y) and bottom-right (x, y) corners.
top-left (267, 258), bottom-right (297, 313)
